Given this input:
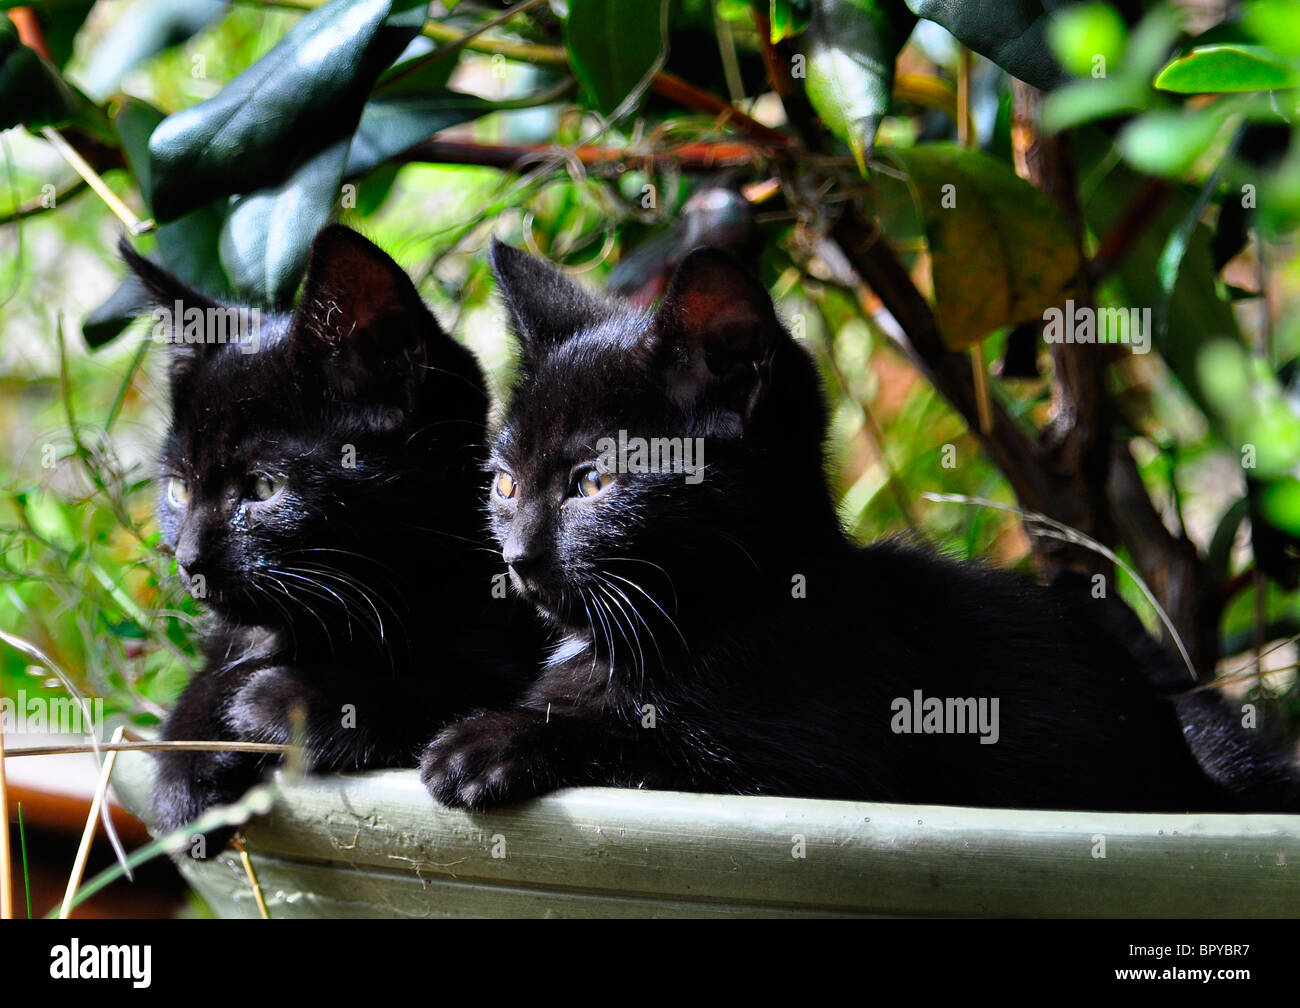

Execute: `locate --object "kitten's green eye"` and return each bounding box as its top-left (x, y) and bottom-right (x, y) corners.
top-left (495, 472), bottom-right (518, 500)
top-left (165, 477), bottom-right (189, 509)
top-left (575, 467), bottom-right (609, 499)
top-left (250, 473), bottom-right (282, 502)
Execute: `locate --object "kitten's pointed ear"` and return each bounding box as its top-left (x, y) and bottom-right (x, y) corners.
top-left (651, 247), bottom-right (779, 421)
top-left (118, 237), bottom-right (224, 383)
top-left (292, 225), bottom-right (440, 364)
top-left (489, 239), bottom-right (603, 357)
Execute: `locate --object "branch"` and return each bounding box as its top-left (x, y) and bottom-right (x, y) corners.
top-left (395, 138), bottom-right (762, 173)
top-left (649, 71), bottom-right (793, 151)
top-left (754, 16), bottom-right (1049, 513)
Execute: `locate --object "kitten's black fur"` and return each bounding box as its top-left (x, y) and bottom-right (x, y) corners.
top-left (125, 226), bottom-right (539, 846)
top-left (421, 243), bottom-right (1300, 813)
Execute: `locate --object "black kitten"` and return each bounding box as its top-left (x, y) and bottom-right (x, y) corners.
top-left (125, 226), bottom-right (538, 847)
top-left (421, 243), bottom-right (1297, 813)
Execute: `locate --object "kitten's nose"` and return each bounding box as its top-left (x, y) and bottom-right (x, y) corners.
top-left (502, 535), bottom-right (542, 573)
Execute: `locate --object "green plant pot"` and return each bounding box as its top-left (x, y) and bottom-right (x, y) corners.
top-left (111, 751), bottom-right (1300, 917)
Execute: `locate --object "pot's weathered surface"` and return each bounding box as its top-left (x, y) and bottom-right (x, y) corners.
top-left (111, 752), bottom-right (1300, 917)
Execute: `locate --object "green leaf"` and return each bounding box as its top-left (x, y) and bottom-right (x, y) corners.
top-left (565, 0), bottom-right (666, 118)
top-left (1078, 128), bottom-right (1241, 419)
top-left (1153, 126), bottom-right (1240, 340)
top-left (1046, 2), bottom-right (1127, 79)
top-left (803, 0), bottom-right (914, 174)
top-left (147, 0), bottom-right (425, 222)
top-left (220, 135), bottom-right (351, 306)
top-left (1117, 107), bottom-right (1229, 176)
top-left (346, 90), bottom-right (492, 178)
top-left (1245, 0), bottom-right (1300, 59)
top-left (1042, 76), bottom-right (1148, 133)
top-left (1262, 477), bottom-right (1300, 537)
top-left (83, 278), bottom-right (147, 351)
top-left (905, 0), bottom-right (1062, 90)
top-left (1155, 43), bottom-right (1300, 94)
top-left (0, 13), bottom-right (110, 140)
top-left (1207, 496), bottom-right (1249, 578)
top-left (40, 1), bottom-right (96, 70)
top-left (116, 97), bottom-right (230, 295)
top-left (770, 0), bottom-right (812, 43)
top-left (875, 143), bottom-right (1081, 350)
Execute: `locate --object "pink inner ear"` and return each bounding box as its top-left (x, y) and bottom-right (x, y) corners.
top-left (677, 287), bottom-right (761, 336)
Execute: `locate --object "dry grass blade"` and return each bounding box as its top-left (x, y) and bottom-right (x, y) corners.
top-left (60, 725), bottom-right (126, 918)
top-left (923, 491), bottom-right (1197, 682)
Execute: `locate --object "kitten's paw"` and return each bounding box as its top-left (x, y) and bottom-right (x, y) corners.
top-left (420, 713), bottom-right (550, 810)
top-left (150, 749), bottom-right (267, 858)
top-left (227, 666), bottom-right (312, 744)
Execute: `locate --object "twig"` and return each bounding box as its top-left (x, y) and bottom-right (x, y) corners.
top-left (231, 837), bottom-right (271, 919)
top-left (6, 740), bottom-right (295, 758)
top-left (2, 181), bottom-right (89, 225)
top-left (39, 127), bottom-right (153, 235)
top-left (397, 138), bottom-right (760, 172)
top-left (238, 0), bottom-right (569, 63)
top-left (60, 725), bottom-right (125, 919)
top-left (377, 0), bottom-right (552, 91)
top-left (650, 71), bottom-right (792, 150)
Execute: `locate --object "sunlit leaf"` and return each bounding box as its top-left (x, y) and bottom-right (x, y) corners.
top-left (876, 143), bottom-right (1081, 350)
top-left (803, 0), bottom-right (914, 174)
top-left (147, 0), bottom-right (425, 221)
top-left (219, 134), bottom-right (351, 306)
top-left (1155, 43), bottom-right (1300, 93)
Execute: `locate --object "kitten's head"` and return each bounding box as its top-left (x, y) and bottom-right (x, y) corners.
top-left (487, 241), bottom-right (830, 638)
top-left (126, 225), bottom-right (488, 632)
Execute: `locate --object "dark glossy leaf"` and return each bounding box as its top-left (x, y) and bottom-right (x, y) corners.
top-left (40, 1), bottom-right (96, 70)
top-left (1155, 43), bottom-right (1300, 94)
top-left (352, 161), bottom-right (401, 216)
top-left (346, 90), bottom-right (492, 178)
top-left (148, 0), bottom-right (425, 221)
top-left (219, 135), bottom-right (351, 306)
top-left (81, 0), bottom-right (228, 100)
top-left (83, 276), bottom-right (149, 350)
top-left (803, 0), bottom-right (914, 173)
top-left (0, 13), bottom-right (110, 140)
top-left (566, 0), bottom-right (666, 118)
top-left (876, 143), bottom-right (1081, 350)
top-left (116, 97), bottom-right (230, 295)
top-left (905, 0), bottom-right (1063, 90)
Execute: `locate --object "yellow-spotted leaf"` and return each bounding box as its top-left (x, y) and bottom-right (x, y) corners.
top-left (876, 143), bottom-right (1082, 350)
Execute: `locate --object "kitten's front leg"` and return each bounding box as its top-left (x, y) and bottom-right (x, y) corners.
top-left (420, 710), bottom-right (656, 809)
top-left (151, 665), bottom-right (269, 852)
top-left (228, 664), bottom-right (511, 771)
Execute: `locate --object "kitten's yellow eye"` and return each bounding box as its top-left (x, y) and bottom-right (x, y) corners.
top-left (495, 472), bottom-right (518, 500)
top-left (250, 473), bottom-right (281, 502)
top-left (575, 467), bottom-right (608, 498)
top-left (165, 477), bottom-right (189, 509)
